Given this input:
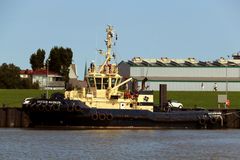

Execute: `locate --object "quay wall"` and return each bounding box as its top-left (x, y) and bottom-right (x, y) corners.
top-left (0, 108), bottom-right (29, 128)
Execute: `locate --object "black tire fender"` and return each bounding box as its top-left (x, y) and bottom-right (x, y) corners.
top-left (53, 104), bottom-right (60, 111)
top-left (99, 113), bottom-right (106, 121)
top-left (91, 113), bottom-right (98, 120)
top-left (45, 104), bottom-right (52, 112)
top-left (106, 114), bottom-right (113, 121)
top-left (74, 105), bottom-right (82, 112)
top-left (67, 105), bottom-right (74, 112)
top-left (210, 117), bottom-right (218, 124)
top-left (198, 116), bottom-right (206, 125)
top-left (38, 104), bottom-right (45, 112)
top-left (30, 104), bottom-right (36, 111)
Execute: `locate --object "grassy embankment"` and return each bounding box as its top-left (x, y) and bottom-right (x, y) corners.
top-left (154, 91), bottom-right (240, 109)
top-left (0, 89), bottom-right (64, 107)
top-left (0, 89), bottom-right (239, 109)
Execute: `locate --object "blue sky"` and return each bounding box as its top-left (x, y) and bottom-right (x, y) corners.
top-left (1, 0), bottom-right (240, 78)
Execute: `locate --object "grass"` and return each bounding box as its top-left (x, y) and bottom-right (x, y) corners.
top-left (154, 91), bottom-right (240, 109)
top-left (0, 89), bottom-right (64, 107)
top-left (1, 89), bottom-right (240, 109)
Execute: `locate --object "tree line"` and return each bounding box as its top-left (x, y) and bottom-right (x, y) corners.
top-left (30, 47), bottom-right (73, 82)
top-left (0, 63), bottom-right (39, 89)
top-left (0, 46), bottom-right (73, 89)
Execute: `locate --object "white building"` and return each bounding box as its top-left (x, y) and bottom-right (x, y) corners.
top-left (118, 53), bottom-right (240, 91)
top-left (20, 69), bottom-right (65, 90)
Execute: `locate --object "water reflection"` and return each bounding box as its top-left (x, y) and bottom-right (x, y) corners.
top-left (0, 129), bottom-right (239, 160)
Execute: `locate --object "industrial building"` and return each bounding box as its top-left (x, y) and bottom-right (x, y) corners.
top-left (118, 53), bottom-right (240, 91)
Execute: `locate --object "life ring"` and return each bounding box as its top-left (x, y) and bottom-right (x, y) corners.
top-left (99, 113), bottom-right (106, 121)
top-left (210, 117), bottom-right (218, 124)
top-left (106, 114), bottom-right (113, 121)
top-left (74, 105), bottom-right (82, 112)
top-left (91, 113), bottom-right (98, 120)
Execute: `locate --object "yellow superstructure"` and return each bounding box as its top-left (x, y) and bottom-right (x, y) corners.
top-left (65, 26), bottom-right (153, 111)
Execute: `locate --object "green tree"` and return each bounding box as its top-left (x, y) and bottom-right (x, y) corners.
top-left (30, 49), bottom-right (46, 70)
top-left (48, 46), bottom-right (73, 83)
top-left (20, 78), bottom-right (39, 89)
top-left (20, 78), bottom-right (32, 89)
top-left (0, 63), bottom-right (21, 88)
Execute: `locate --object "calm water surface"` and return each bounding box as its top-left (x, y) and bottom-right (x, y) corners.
top-left (0, 129), bottom-right (240, 160)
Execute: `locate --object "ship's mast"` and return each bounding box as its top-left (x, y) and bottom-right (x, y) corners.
top-left (99, 25), bottom-right (114, 73)
top-left (106, 25), bottom-right (113, 64)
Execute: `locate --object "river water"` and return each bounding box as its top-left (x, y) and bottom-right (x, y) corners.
top-left (0, 129), bottom-right (239, 160)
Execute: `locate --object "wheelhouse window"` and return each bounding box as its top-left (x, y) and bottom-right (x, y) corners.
top-left (103, 78), bottom-right (108, 89)
top-left (88, 77), bottom-right (95, 87)
top-left (116, 78), bottom-right (121, 86)
top-left (95, 78), bottom-right (102, 89)
top-left (111, 78), bottom-right (116, 88)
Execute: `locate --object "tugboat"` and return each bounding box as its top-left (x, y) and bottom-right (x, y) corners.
top-left (22, 26), bottom-right (223, 129)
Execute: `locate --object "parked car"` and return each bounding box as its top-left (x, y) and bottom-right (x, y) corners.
top-left (168, 100), bottom-right (183, 109)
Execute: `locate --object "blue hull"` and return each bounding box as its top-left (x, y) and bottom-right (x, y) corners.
top-left (22, 99), bottom-right (222, 129)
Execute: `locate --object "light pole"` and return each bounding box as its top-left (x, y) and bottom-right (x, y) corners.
top-left (225, 62), bottom-right (227, 96)
top-left (46, 59), bottom-right (50, 99)
top-left (225, 55), bottom-right (230, 108)
top-left (226, 55), bottom-right (230, 97)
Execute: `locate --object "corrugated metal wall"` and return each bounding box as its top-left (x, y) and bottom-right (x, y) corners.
top-left (126, 66), bottom-right (240, 91)
top-left (131, 67), bottom-right (240, 78)
top-left (138, 81), bottom-right (240, 91)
